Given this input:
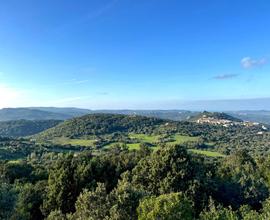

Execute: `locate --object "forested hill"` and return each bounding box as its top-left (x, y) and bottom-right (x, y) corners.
top-left (35, 114), bottom-right (166, 140)
top-left (28, 107), bottom-right (91, 117)
top-left (0, 120), bottom-right (62, 137)
top-left (189, 111), bottom-right (243, 122)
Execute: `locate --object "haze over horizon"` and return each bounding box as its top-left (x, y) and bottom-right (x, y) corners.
top-left (0, 0), bottom-right (270, 109)
top-left (1, 97), bottom-right (270, 111)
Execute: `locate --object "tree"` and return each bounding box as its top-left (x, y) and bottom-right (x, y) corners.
top-left (215, 150), bottom-right (269, 209)
top-left (0, 182), bottom-right (17, 219)
top-left (239, 198), bottom-right (270, 220)
top-left (46, 210), bottom-right (68, 220)
top-left (1, 161), bottom-right (33, 183)
top-left (42, 154), bottom-right (78, 216)
top-left (11, 182), bottom-right (45, 220)
top-left (132, 145), bottom-right (198, 194)
top-left (137, 192), bottom-right (194, 220)
top-left (109, 173), bottom-right (145, 220)
top-left (71, 183), bottom-right (110, 220)
top-left (199, 199), bottom-right (238, 220)
top-left (131, 145), bottom-right (212, 215)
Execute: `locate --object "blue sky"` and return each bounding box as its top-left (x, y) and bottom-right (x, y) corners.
top-left (0, 0), bottom-right (269, 109)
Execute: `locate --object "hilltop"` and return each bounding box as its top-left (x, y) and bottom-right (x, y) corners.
top-left (190, 111), bottom-right (242, 123)
top-left (34, 113), bottom-right (166, 141)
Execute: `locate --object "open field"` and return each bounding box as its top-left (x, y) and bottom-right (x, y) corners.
top-left (45, 133), bottom-right (200, 151)
top-left (168, 134), bottom-right (199, 144)
top-left (7, 159), bottom-right (22, 164)
top-left (104, 142), bottom-right (146, 150)
top-left (105, 133), bottom-right (199, 151)
top-left (51, 137), bottom-right (95, 147)
top-left (126, 143), bottom-right (142, 150)
top-left (189, 149), bottom-right (225, 157)
top-left (129, 133), bottom-right (161, 143)
top-left (129, 133), bottom-right (198, 144)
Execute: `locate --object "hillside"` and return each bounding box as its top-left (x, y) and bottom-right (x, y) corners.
top-left (84, 109), bottom-right (270, 124)
top-left (0, 120), bottom-right (62, 137)
top-left (35, 114), bottom-right (166, 140)
top-left (189, 111), bottom-right (243, 124)
top-left (94, 110), bottom-right (270, 125)
top-left (28, 107), bottom-right (91, 117)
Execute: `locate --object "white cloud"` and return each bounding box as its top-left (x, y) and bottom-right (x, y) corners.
top-left (241, 57), bottom-right (267, 69)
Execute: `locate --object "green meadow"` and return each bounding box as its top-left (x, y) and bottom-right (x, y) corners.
top-left (189, 149), bottom-right (225, 157)
top-left (105, 133), bottom-right (199, 151)
top-left (51, 137), bottom-right (96, 147)
top-left (168, 134), bottom-right (199, 144)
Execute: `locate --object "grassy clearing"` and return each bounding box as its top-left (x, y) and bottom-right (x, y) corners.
top-left (129, 133), bottom-right (198, 144)
top-left (103, 142), bottom-right (142, 150)
top-left (168, 134), bottom-right (199, 145)
top-left (129, 133), bottom-right (160, 143)
top-left (105, 133), bottom-right (199, 151)
top-left (7, 159), bottom-right (22, 164)
top-left (189, 149), bottom-right (225, 157)
top-left (126, 143), bottom-right (141, 150)
top-left (52, 137), bottom-right (95, 147)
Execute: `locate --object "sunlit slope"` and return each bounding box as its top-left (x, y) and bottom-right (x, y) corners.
top-left (34, 114), bottom-right (167, 140)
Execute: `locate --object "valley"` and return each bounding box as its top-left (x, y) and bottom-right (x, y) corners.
top-left (1, 111), bottom-right (270, 219)
top-left (0, 111), bottom-right (269, 162)
top-left (1, 1), bottom-right (270, 218)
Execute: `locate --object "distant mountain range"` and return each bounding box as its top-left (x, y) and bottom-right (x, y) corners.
top-left (227, 111), bottom-right (270, 124)
top-left (1, 107), bottom-right (270, 125)
top-left (0, 107), bottom-right (91, 121)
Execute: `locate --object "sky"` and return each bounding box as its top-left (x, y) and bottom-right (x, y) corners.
top-left (0, 0), bottom-right (270, 110)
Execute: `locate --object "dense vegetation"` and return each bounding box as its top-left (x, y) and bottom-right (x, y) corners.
top-left (32, 114), bottom-right (270, 156)
top-left (34, 114), bottom-right (165, 140)
top-left (1, 144), bottom-right (270, 219)
top-left (0, 120), bottom-right (62, 137)
top-left (1, 113), bottom-right (270, 219)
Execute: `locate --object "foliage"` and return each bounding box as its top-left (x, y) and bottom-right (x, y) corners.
top-left (0, 120), bottom-right (61, 137)
top-left (11, 182), bottom-right (46, 220)
top-left (35, 114), bottom-right (166, 140)
top-left (1, 114), bottom-right (270, 219)
top-left (42, 154), bottom-right (78, 215)
top-left (215, 150), bottom-right (269, 209)
top-left (0, 182), bottom-right (17, 219)
top-left (199, 199), bottom-right (238, 220)
top-left (71, 183), bottom-right (110, 220)
top-left (137, 192), bottom-right (194, 220)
